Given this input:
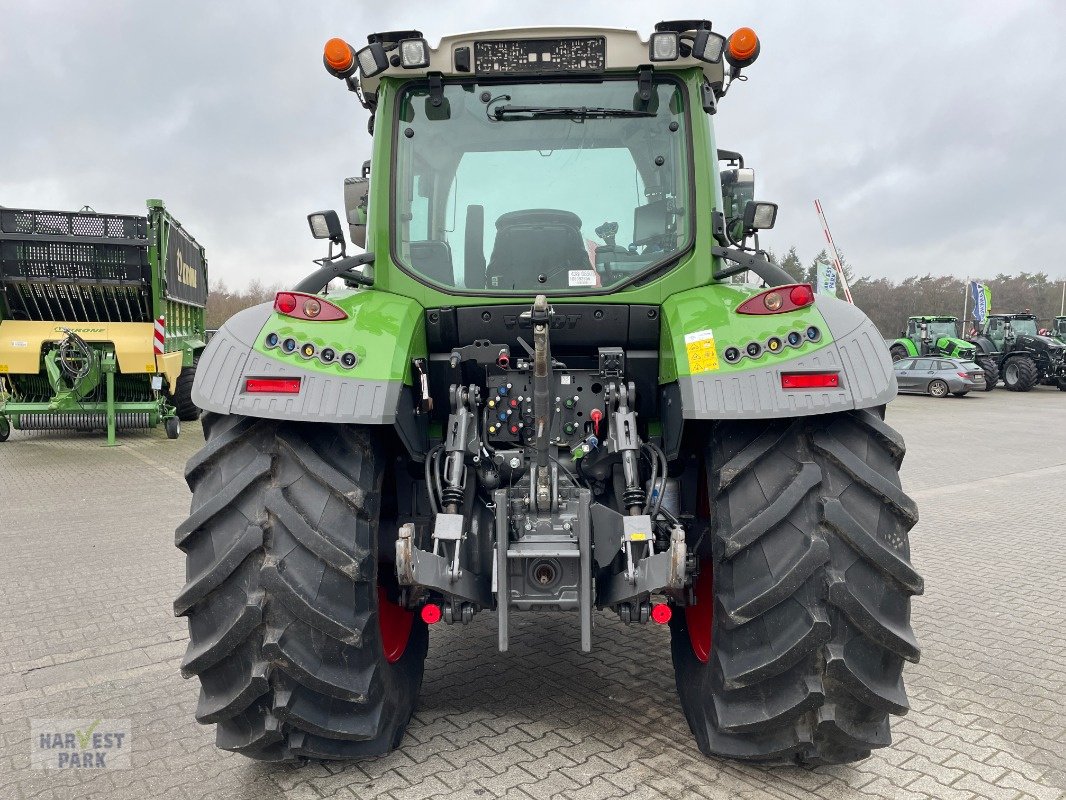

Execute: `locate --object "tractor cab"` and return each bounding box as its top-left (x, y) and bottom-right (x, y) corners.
top-left (984, 313), bottom-right (1038, 350)
top-left (1052, 316), bottom-right (1066, 343)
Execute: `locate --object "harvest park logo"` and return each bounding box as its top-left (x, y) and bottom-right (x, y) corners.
top-left (31, 719), bottom-right (131, 769)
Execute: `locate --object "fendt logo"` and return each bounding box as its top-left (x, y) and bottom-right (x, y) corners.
top-left (502, 314), bottom-right (582, 330)
top-left (176, 250), bottom-right (198, 288)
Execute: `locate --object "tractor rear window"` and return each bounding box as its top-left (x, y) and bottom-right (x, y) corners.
top-left (391, 77), bottom-right (692, 294)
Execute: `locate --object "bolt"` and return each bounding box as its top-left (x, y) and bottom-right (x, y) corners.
top-left (524, 520), bottom-right (533, 531)
top-left (563, 521), bottom-right (572, 531)
top-left (509, 457), bottom-right (521, 469)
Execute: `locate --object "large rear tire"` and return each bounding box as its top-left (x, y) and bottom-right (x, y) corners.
top-left (1002, 356), bottom-right (1038, 392)
top-left (175, 413), bottom-right (428, 761)
top-left (172, 357), bottom-right (202, 422)
top-left (888, 344), bottom-right (909, 362)
top-left (670, 408), bottom-right (922, 765)
top-left (976, 357), bottom-right (998, 391)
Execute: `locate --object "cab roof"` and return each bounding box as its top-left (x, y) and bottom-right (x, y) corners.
top-left (355, 25), bottom-right (727, 100)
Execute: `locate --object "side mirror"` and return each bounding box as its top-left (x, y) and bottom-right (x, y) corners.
top-left (720, 167), bottom-right (755, 211)
top-left (719, 167), bottom-right (755, 243)
top-left (742, 200), bottom-right (778, 232)
top-left (344, 174), bottom-right (369, 249)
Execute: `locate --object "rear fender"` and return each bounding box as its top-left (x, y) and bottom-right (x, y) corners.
top-left (661, 287), bottom-right (896, 422)
top-left (192, 290), bottom-right (428, 457)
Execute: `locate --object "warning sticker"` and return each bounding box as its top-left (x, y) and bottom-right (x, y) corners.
top-left (685, 329), bottom-right (720, 374)
top-left (568, 269), bottom-right (600, 287)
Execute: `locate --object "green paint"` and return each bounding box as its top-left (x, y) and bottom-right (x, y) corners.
top-left (660, 285), bottom-right (834, 382)
top-left (253, 289), bottom-right (426, 383)
top-left (895, 315), bottom-right (977, 360)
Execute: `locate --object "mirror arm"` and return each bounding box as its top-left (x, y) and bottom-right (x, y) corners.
top-left (711, 245), bottom-right (794, 286)
top-left (294, 252), bottom-right (375, 293)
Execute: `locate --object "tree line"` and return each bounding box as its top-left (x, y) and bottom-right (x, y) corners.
top-left (205, 279), bottom-right (282, 330)
top-left (767, 246), bottom-right (1066, 337)
top-left (205, 253), bottom-right (1066, 339)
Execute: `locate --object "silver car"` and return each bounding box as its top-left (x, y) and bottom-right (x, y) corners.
top-left (893, 357), bottom-right (986, 397)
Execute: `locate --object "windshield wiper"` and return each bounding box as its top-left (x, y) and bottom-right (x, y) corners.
top-left (492, 105), bottom-right (656, 121)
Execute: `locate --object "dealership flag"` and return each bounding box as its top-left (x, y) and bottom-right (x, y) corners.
top-left (970, 281), bottom-right (991, 322)
top-left (816, 260), bottom-right (837, 296)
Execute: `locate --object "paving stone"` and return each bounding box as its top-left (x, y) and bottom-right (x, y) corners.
top-left (3, 392), bottom-right (1066, 799)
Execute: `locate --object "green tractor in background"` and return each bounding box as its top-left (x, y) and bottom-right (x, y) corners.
top-left (174, 20), bottom-right (922, 767)
top-left (889, 315), bottom-right (997, 390)
top-left (968, 313), bottom-right (1066, 392)
top-left (1052, 316), bottom-right (1066, 343)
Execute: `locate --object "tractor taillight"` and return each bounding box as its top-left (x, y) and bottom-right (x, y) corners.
top-left (736, 284), bottom-right (816, 315)
top-left (274, 291), bottom-right (347, 321)
top-left (781, 372), bottom-right (839, 389)
top-left (245, 377), bottom-right (302, 394)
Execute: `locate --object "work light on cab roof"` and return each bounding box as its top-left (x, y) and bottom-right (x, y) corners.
top-left (322, 20), bottom-right (760, 111)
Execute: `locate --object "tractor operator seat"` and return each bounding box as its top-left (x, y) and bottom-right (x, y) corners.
top-left (485, 209), bottom-right (589, 290)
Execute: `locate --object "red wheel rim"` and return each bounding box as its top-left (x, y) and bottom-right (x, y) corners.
top-left (686, 559), bottom-right (714, 663)
top-left (377, 587), bottom-right (415, 664)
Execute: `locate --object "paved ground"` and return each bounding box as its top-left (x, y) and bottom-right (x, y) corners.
top-left (1, 388), bottom-right (1065, 800)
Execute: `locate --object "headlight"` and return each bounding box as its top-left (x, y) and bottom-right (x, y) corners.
top-left (649, 32), bottom-right (679, 62)
top-left (399, 38), bottom-right (430, 68)
top-left (692, 29), bottom-right (726, 64)
top-left (356, 42), bottom-right (389, 77)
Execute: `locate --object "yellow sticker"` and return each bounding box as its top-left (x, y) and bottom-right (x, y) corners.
top-left (685, 329), bottom-right (720, 374)
top-left (146, 364), bottom-right (155, 372)
top-left (630, 532), bottom-right (648, 541)
top-left (0, 365), bottom-right (8, 373)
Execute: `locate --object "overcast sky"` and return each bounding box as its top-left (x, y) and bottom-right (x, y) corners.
top-left (2, 1), bottom-right (1063, 288)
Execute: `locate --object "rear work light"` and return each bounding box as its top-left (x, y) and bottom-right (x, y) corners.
top-left (245, 378), bottom-right (302, 394)
top-left (781, 372), bottom-right (839, 390)
top-left (274, 291), bottom-right (348, 321)
top-left (736, 284), bottom-right (816, 315)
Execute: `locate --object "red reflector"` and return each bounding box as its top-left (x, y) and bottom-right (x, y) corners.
top-left (781, 372), bottom-right (839, 389)
top-left (245, 377), bottom-right (301, 393)
top-left (420, 604), bottom-right (442, 624)
top-left (651, 603), bottom-right (672, 625)
top-left (275, 292), bottom-right (297, 313)
top-left (789, 284), bottom-right (814, 306)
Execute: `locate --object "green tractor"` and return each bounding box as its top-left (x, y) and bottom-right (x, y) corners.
top-left (175, 21), bottom-right (921, 766)
top-left (889, 315), bottom-right (997, 390)
top-left (969, 313), bottom-right (1066, 391)
top-left (1052, 316), bottom-right (1066, 343)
